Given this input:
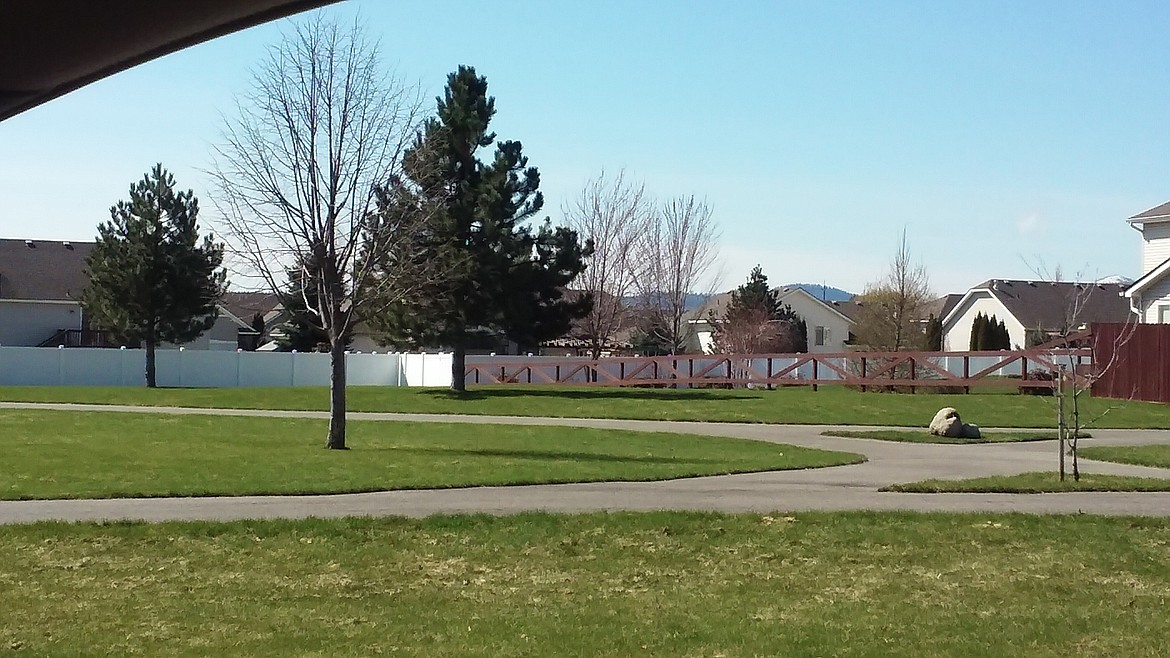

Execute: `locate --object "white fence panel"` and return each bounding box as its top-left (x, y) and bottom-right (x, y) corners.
top-left (0, 347), bottom-right (453, 388)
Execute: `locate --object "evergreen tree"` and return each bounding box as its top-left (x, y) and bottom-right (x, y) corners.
top-left (367, 66), bottom-right (592, 390)
top-left (713, 266), bottom-right (808, 353)
top-left (277, 256), bottom-right (353, 352)
top-left (924, 314), bottom-right (943, 351)
top-left (997, 318), bottom-right (1011, 349)
top-left (970, 313), bottom-right (985, 350)
top-left (979, 314), bottom-right (997, 351)
top-left (82, 164), bottom-right (225, 387)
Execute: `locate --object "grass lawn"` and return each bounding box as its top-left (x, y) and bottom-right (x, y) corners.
top-left (882, 471), bottom-right (1170, 493)
top-left (0, 409), bottom-right (860, 500)
top-left (1081, 445), bottom-right (1170, 469)
top-left (821, 429), bottom-right (1077, 444)
top-left (4, 384), bottom-right (1170, 428)
top-left (3, 512), bottom-right (1170, 657)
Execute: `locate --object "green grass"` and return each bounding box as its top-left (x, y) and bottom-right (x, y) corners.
top-left (4, 384), bottom-right (1170, 428)
top-left (4, 512), bottom-right (1170, 656)
top-left (821, 429), bottom-right (1079, 444)
top-left (1081, 445), bottom-right (1170, 469)
top-left (883, 471), bottom-right (1170, 493)
top-left (0, 409), bottom-right (860, 500)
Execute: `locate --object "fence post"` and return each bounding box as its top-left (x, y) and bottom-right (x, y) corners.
top-left (860, 356), bottom-right (867, 393)
top-left (812, 358), bottom-right (819, 392)
top-left (963, 355), bottom-right (970, 394)
top-left (909, 357), bottom-right (916, 394)
top-left (689, 358), bottom-right (695, 389)
top-left (766, 357), bottom-right (773, 391)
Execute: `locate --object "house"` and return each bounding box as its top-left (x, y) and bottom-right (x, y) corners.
top-left (0, 239), bottom-right (91, 346)
top-left (941, 279), bottom-right (1131, 351)
top-left (1123, 201), bottom-right (1170, 323)
top-left (0, 238), bottom-right (269, 349)
top-left (691, 286), bottom-right (856, 354)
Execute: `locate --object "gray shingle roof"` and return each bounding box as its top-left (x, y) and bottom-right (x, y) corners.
top-left (972, 279), bottom-right (1130, 330)
top-left (1129, 201), bottom-right (1170, 221)
top-left (0, 238), bottom-right (93, 301)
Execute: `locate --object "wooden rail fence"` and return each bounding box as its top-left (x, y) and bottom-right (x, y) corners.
top-left (464, 349), bottom-right (1091, 390)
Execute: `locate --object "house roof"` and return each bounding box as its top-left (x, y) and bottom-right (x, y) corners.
top-left (219, 291), bottom-right (282, 326)
top-left (1129, 201), bottom-right (1170, 223)
top-left (1124, 255), bottom-right (1170, 298)
top-left (775, 286), bottom-right (856, 325)
top-left (918, 293), bottom-right (963, 321)
top-left (688, 287), bottom-right (856, 326)
top-left (943, 279), bottom-right (1132, 330)
top-left (0, 238), bottom-right (93, 301)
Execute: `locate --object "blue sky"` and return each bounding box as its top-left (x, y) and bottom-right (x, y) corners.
top-left (3, 1), bottom-right (1170, 295)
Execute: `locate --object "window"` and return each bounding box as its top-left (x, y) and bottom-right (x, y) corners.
top-left (1159, 305), bottom-right (1170, 324)
top-left (815, 326), bottom-right (826, 346)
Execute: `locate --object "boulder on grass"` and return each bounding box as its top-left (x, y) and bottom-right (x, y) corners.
top-left (960, 423), bottom-right (981, 439)
top-left (929, 407), bottom-right (964, 438)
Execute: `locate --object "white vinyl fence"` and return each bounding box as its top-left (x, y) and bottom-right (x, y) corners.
top-left (0, 347), bottom-right (453, 388)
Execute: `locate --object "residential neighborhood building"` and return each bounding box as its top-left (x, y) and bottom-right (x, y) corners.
top-left (691, 286), bottom-right (856, 354)
top-left (0, 239), bottom-right (91, 347)
top-left (1123, 201), bottom-right (1170, 323)
top-left (941, 279), bottom-right (1130, 351)
top-left (0, 238), bottom-right (267, 350)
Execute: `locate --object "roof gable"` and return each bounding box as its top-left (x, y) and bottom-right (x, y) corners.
top-left (0, 238), bottom-right (93, 301)
top-left (944, 279), bottom-right (1131, 330)
top-left (1129, 201), bottom-right (1170, 222)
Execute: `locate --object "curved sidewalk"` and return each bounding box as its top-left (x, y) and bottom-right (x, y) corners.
top-left (3, 401), bottom-right (1170, 524)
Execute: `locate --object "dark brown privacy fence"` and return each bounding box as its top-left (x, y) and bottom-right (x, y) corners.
top-left (1092, 322), bottom-right (1170, 404)
top-left (464, 349), bottom-right (1090, 390)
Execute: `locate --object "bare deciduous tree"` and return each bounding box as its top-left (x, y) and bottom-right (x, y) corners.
top-left (853, 228), bottom-right (933, 351)
top-left (634, 196), bottom-right (721, 354)
top-left (1027, 264), bottom-right (1138, 481)
top-left (211, 16), bottom-right (427, 449)
top-left (562, 170), bottom-right (653, 359)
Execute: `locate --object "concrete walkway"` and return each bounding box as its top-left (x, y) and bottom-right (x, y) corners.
top-left (4, 401), bottom-right (1170, 524)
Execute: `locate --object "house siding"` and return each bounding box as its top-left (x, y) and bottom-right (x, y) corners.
top-left (943, 292), bottom-right (1026, 350)
top-left (0, 300), bottom-right (83, 346)
top-left (1139, 276), bottom-right (1170, 323)
top-left (780, 292), bottom-right (852, 353)
top-left (1142, 222), bottom-right (1170, 274)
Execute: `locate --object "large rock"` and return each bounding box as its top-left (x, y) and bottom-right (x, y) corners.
top-left (960, 423), bottom-right (982, 439)
top-left (929, 407), bottom-right (963, 438)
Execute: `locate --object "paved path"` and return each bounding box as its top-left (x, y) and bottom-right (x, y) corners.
top-left (4, 401), bottom-right (1170, 524)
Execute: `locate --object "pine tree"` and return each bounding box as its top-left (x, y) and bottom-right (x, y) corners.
top-left (924, 314), bottom-right (943, 351)
top-left (980, 314), bottom-right (997, 351)
top-left (276, 256), bottom-right (353, 352)
top-left (713, 266), bottom-right (808, 353)
top-left (995, 318), bottom-right (1007, 349)
top-left (366, 66), bottom-right (591, 390)
top-left (969, 313), bottom-right (985, 351)
top-left (82, 164), bottom-right (225, 387)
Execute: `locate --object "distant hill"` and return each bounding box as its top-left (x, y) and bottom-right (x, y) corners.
top-left (783, 283), bottom-right (853, 302)
top-left (622, 293), bottom-right (712, 312)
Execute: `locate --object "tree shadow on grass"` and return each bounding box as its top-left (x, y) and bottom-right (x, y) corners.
top-left (420, 388), bottom-right (761, 402)
top-left (376, 445), bottom-right (722, 465)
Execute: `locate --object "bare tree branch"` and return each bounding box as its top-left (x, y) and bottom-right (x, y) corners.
top-left (561, 170), bottom-right (653, 359)
top-left (633, 196), bottom-right (721, 354)
top-left (208, 15), bottom-right (428, 449)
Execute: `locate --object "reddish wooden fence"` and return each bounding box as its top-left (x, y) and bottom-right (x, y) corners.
top-left (465, 349), bottom-right (1090, 390)
top-left (1092, 323), bottom-right (1170, 403)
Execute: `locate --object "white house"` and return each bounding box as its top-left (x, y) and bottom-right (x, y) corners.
top-left (941, 279), bottom-right (1130, 351)
top-left (1123, 201), bottom-right (1170, 323)
top-left (692, 286), bottom-right (855, 354)
top-left (0, 238), bottom-right (264, 349)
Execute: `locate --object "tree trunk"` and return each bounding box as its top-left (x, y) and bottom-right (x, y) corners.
top-left (326, 338), bottom-right (347, 449)
top-left (450, 342), bottom-right (467, 392)
top-left (145, 338), bottom-right (157, 388)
